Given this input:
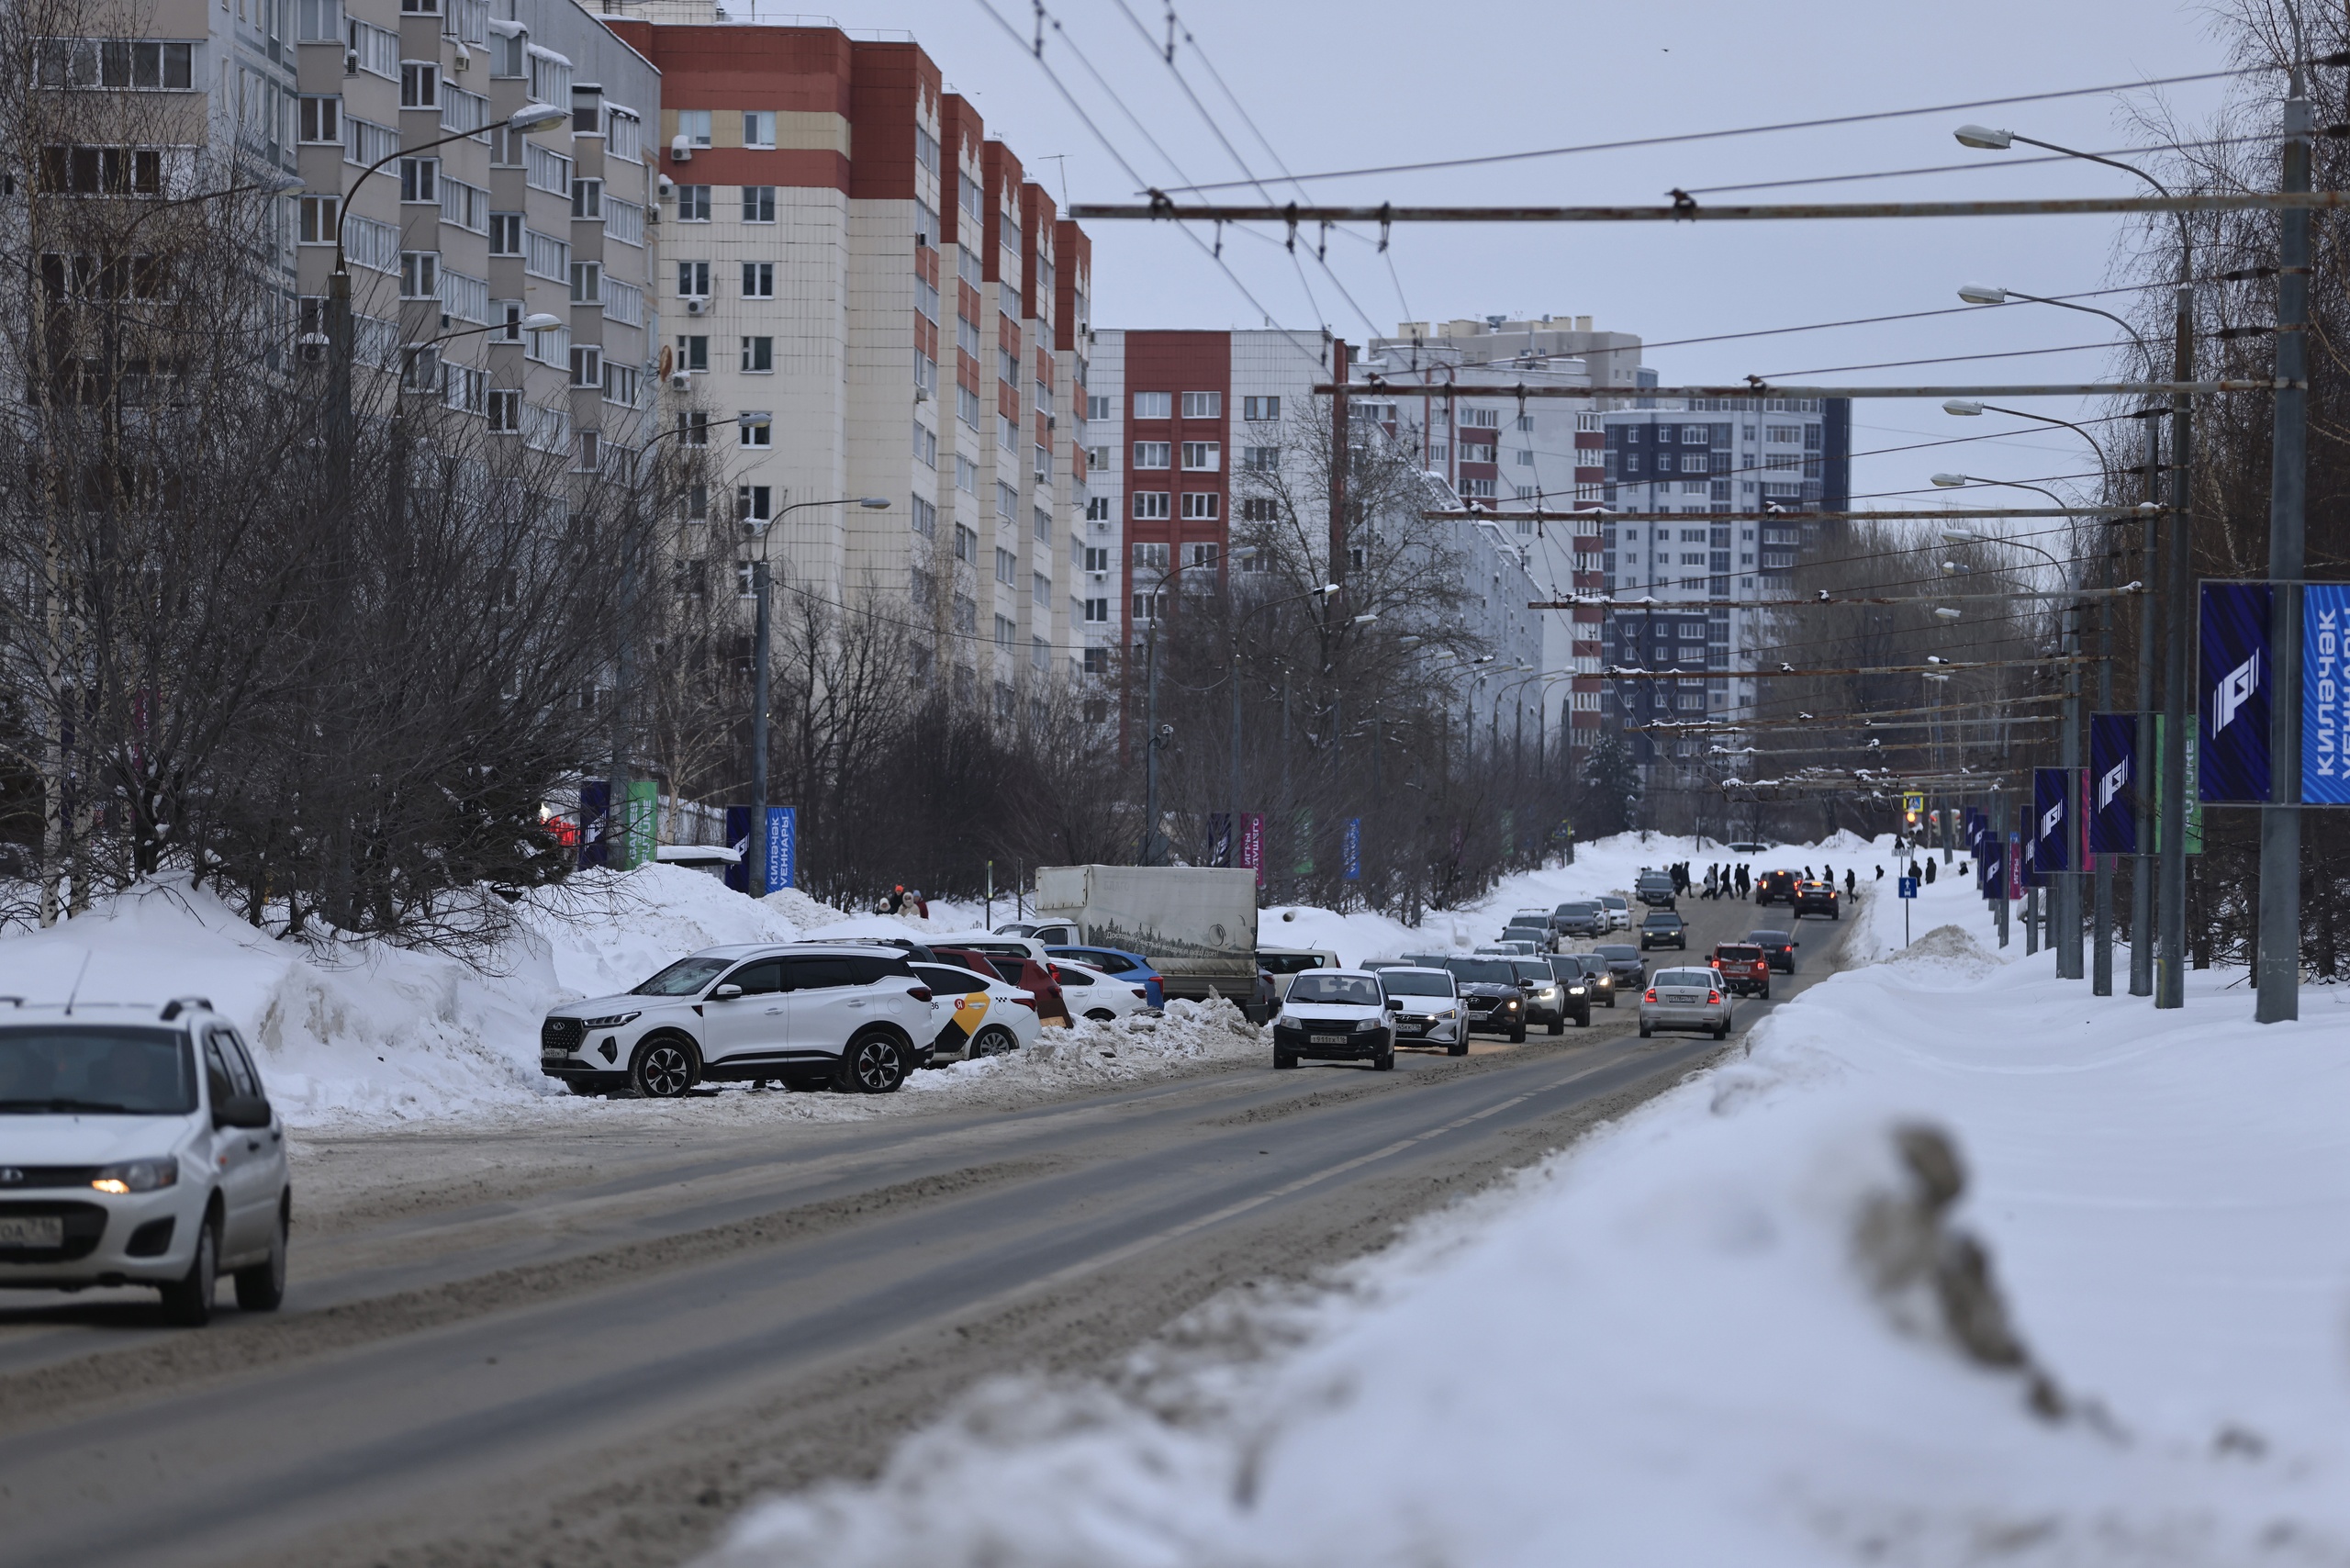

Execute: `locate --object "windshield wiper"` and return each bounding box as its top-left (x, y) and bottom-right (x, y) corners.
top-left (0, 1097), bottom-right (149, 1114)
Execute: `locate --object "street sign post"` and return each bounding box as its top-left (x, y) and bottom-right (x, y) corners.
top-left (1897, 874), bottom-right (1918, 946)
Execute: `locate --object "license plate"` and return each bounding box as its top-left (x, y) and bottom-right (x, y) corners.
top-left (1665, 991), bottom-right (1702, 1004)
top-left (1310, 1033), bottom-right (1348, 1045)
top-left (542, 1047), bottom-right (570, 1060)
top-left (0, 1216), bottom-right (63, 1248)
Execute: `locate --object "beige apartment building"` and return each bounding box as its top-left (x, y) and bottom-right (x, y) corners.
top-left (603, 7), bottom-right (1094, 712)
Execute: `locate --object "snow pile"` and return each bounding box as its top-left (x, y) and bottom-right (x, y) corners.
top-left (701, 902), bottom-right (2350, 1565)
top-left (906, 998), bottom-right (1264, 1097)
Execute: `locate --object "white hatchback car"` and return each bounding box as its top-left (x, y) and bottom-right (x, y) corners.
top-left (910, 960), bottom-right (1040, 1063)
top-left (1048, 959), bottom-right (1155, 1022)
top-left (1270, 969), bottom-right (1396, 1070)
top-left (0, 1000), bottom-right (289, 1327)
top-left (540, 943), bottom-right (936, 1097)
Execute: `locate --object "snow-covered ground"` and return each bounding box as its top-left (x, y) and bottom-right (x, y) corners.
top-left (701, 860), bottom-right (2350, 1568)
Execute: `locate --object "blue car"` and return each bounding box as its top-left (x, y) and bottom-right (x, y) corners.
top-left (1046, 945), bottom-right (1165, 1009)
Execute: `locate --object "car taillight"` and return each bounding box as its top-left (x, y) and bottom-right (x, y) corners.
top-left (908, 986), bottom-right (934, 1002)
top-left (1013, 995), bottom-right (1037, 1010)
top-left (1708, 990), bottom-right (1722, 1004)
top-left (1130, 987), bottom-right (1147, 999)
top-left (1643, 989), bottom-right (1658, 1003)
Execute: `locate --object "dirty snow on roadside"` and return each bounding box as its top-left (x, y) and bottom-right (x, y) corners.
top-left (700, 877), bottom-right (2350, 1567)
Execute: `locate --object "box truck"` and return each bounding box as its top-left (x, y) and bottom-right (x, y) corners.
top-left (1030, 865), bottom-right (1259, 1004)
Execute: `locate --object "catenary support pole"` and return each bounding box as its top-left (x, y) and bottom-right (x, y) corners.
top-left (2094, 505), bottom-right (2116, 994)
top-left (1143, 625), bottom-right (1161, 864)
top-left (2257, 86), bottom-right (2311, 1025)
top-left (1329, 339), bottom-right (1350, 603)
top-left (2157, 286), bottom-right (2192, 1009)
top-left (2057, 598), bottom-right (2084, 979)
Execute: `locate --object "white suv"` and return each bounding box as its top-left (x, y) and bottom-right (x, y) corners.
top-left (0, 1000), bottom-right (290, 1327)
top-left (540, 943), bottom-right (936, 1097)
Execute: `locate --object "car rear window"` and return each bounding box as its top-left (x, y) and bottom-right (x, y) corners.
top-left (1259, 953), bottom-right (1329, 975)
top-left (785, 956), bottom-right (856, 991)
top-left (1750, 932), bottom-right (1791, 945)
top-left (915, 964), bottom-right (993, 992)
top-left (1654, 969), bottom-right (1716, 988)
top-left (1716, 946), bottom-right (1763, 961)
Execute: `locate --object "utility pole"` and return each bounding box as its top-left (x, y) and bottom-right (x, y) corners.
top-left (2131, 412), bottom-right (2159, 996)
top-left (749, 559), bottom-right (772, 894)
top-left (1141, 622), bottom-right (1161, 864)
top-left (2093, 493), bottom-right (2117, 995)
top-left (2056, 597), bottom-right (2083, 980)
top-left (2157, 286), bottom-right (2192, 1009)
top-left (2258, 81), bottom-right (2311, 1024)
top-left (1329, 339), bottom-right (1349, 604)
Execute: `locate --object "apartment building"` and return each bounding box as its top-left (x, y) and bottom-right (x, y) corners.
top-left (601, 8), bottom-right (1091, 711)
top-left (1598, 396), bottom-right (1852, 763)
top-left (1082, 328), bottom-right (1566, 751)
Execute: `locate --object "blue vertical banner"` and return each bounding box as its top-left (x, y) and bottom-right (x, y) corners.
top-left (724, 805), bottom-right (751, 892)
top-left (765, 806), bottom-right (796, 892)
top-left (2032, 767), bottom-right (2075, 874)
top-left (2088, 713), bottom-right (2139, 854)
top-left (577, 779), bottom-right (610, 869)
top-left (2199, 581), bottom-right (2274, 802)
top-left (2304, 583), bottom-right (2350, 804)
top-left (1342, 817), bottom-right (1362, 881)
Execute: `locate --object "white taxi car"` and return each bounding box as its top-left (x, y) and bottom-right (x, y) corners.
top-left (910, 961), bottom-right (1040, 1063)
top-left (0, 1000), bottom-right (290, 1327)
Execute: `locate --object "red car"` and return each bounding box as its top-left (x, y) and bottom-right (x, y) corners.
top-left (933, 946), bottom-right (1072, 1025)
top-left (1708, 943), bottom-right (1773, 1000)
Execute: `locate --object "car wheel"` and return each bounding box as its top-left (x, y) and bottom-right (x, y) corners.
top-left (1374, 1047), bottom-right (1395, 1071)
top-left (1639, 1022), bottom-right (1652, 1038)
top-left (1762, 985), bottom-right (1772, 1001)
top-left (1509, 1022), bottom-right (1528, 1044)
top-left (159, 1209), bottom-right (218, 1327)
top-left (1605, 993), bottom-right (1617, 1008)
top-left (1447, 1036), bottom-right (1469, 1057)
top-left (1274, 1048), bottom-right (1298, 1070)
top-left (1575, 1009), bottom-right (1592, 1028)
top-left (1548, 1016), bottom-right (1565, 1036)
top-left (837, 1030), bottom-right (908, 1093)
top-left (970, 1024), bottom-right (1018, 1058)
top-left (1085, 1008), bottom-right (1117, 1023)
top-left (629, 1036), bottom-right (699, 1099)
top-left (235, 1196), bottom-right (289, 1313)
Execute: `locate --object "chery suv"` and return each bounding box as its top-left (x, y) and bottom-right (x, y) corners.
top-left (0, 1000), bottom-right (290, 1327)
top-left (541, 944), bottom-right (935, 1097)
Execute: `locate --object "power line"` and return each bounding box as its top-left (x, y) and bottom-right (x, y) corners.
top-left (1677, 130), bottom-right (2291, 198)
top-left (1143, 67), bottom-right (2273, 194)
top-left (1759, 341), bottom-right (2118, 379)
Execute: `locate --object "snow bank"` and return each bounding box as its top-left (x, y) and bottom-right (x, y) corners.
top-left (702, 875), bottom-right (2350, 1566)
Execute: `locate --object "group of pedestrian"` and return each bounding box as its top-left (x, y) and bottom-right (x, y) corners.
top-left (1695, 863), bottom-right (1754, 901)
top-left (878, 884), bottom-right (930, 918)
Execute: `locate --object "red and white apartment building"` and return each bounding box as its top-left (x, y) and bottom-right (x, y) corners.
top-left (603, 6), bottom-right (1092, 711)
top-left (1083, 319), bottom-right (1649, 756)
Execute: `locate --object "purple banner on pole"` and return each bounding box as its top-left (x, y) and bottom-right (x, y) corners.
top-left (2199, 581), bottom-right (2273, 803)
top-left (2305, 583), bottom-right (2350, 805)
top-left (2032, 767), bottom-right (2074, 875)
top-left (2088, 713), bottom-right (2139, 853)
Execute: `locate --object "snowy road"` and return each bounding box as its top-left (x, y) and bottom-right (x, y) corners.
top-left (0, 888), bottom-right (1854, 1568)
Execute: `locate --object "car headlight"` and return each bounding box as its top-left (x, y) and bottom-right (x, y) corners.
top-left (580, 1011), bottom-right (642, 1029)
top-left (91, 1158), bottom-right (178, 1194)
top-left (1504, 998), bottom-right (1520, 1010)
top-left (1438, 1008), bottom-right (1457, 1020)
top-left (1568, 985), bottom-right (1586, 995)
top-left (1355, 1018), bottom-right (1381, 1032)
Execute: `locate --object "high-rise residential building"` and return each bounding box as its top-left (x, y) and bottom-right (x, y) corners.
top-left (600, 7), bottom-right (1092, 709)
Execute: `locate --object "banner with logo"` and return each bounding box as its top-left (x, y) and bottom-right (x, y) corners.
top-left (1207, 812), bottom-right (1233, 868)
top-left (2032, 767), bottom-right (2076, 874)
top-left (1342, 817), bottom-right (1362, 881)
top-left (2199, 581), bottom-right (2273, 802)
top-left (1240, 812), bottom-right (1265, 889)
top-left (2087, 713), bottom-right (2139, 854)
top-left (724, 804), bottom-right (752, 892)
top-left (2305, 582), bottom-right (2350, 805)
top-left (765, 805), bottom-right (796, 892)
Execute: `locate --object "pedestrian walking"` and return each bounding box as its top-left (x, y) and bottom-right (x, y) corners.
top-left (1845, 869), bottom-right (1857, 897)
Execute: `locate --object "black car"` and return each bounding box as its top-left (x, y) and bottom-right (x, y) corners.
top-left (1512, 957), bottom-right (1589, 1033)
top-left (1748, 930), bottom-right (1799, 972)
top-left (1639, 911), bottom-right (1688, 950)
top-left (1552, 952), bottom-right (1616, 1008)
top-left (1441, 956), bottom-right (1531, 1042)
top-left (1793, 879), bottom-right (1841, 921)
top-left (1753, 869), bottom-right (1800, 906)
top-left (1591, 943), bottom-right (1647, 993)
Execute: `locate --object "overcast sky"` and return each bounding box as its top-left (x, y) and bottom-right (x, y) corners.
top-left (760, 0), bottom-right (2255, 506)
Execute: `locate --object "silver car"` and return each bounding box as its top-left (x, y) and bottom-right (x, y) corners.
top-left (1639, 966), bottom-right (1732, 1041)
top-left (1377, 966), bottom-right (1467, 1055)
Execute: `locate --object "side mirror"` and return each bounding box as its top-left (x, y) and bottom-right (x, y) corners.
top-left (711, 983), bottom-right (744, 1001)
top-left (214, 1094), bottom-right (272, 1131)
top-left (1385, 997), bottom-right (1404, 1011)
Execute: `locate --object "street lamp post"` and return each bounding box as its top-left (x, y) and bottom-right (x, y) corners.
top-left (1936, 482), bottom-right (2083, 979)
top-left (743, 498), bottom-right (891, 895)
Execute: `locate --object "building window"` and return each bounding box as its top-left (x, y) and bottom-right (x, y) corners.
top-left (676, 184), bottom-right (711, 221)
top-left (741, 337), bottom-right (773, 373)
top-left (743, 110), bottom-right (775, 148)
top-left (1085, 495), bottom-right (1111, 521)
top-left (739, 411), bottom-right (772, 448)
top-left (1242, 395), bottom-right (1280, 421)
top-left (1034, 572), bottom-right (1050, 607)
top-left (1083, 545), bottom-right (1111, 573)
top-left (1133, 491), bottom-right (1169, 521)
top-left (742, 185), bottom-right (774, 222)
top-left (1180, 492), bottom-right (1219, 521)
top-left (488, 211), bottom-right (521, 254)
top-left (674, 409), bottom-right (709, 446)
top-left (738, 485), bottom-right (772, 522)
top-left (675, 334), bottom-right (708, 372)
top-left (399, 62), bottom-right (439, 109)
top-left (1186, 542), bottom-right (1219, 569)
top-left (1133, 391), bottom-right (1171, 420)
top-left (1181, 391), bottom-right (1221, 418)
top-left (993, 547), bottom-right (1016, 585)
top-left (399, 251), bottom-right (438, 298)
top-left (957, 456), bottom-right (978, 494)
top-left (487, 387), bottom-right (520, 432)
top-left (677, 259), bottom-right (710, 297)
top-left (1083, 598), bottom-right (1109, 623)
top-left (1180, 442), bottom-right (1220, 471)
top-left (1133, 442), bottom-right (1170, 469)
top-left (677, 109), bottom-right (711, 148)
top-left (398, 157), bottom-right (437, 202)
top-left (569, 343), bottom-right (600, 386)
top-left (569, 261), bottom-right (600, 303)
top-left (1132, 542), bottom-right (1169, 570)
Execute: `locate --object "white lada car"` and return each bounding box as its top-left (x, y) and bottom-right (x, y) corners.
top-left (0, 1000), bottom-right (290, 1327)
